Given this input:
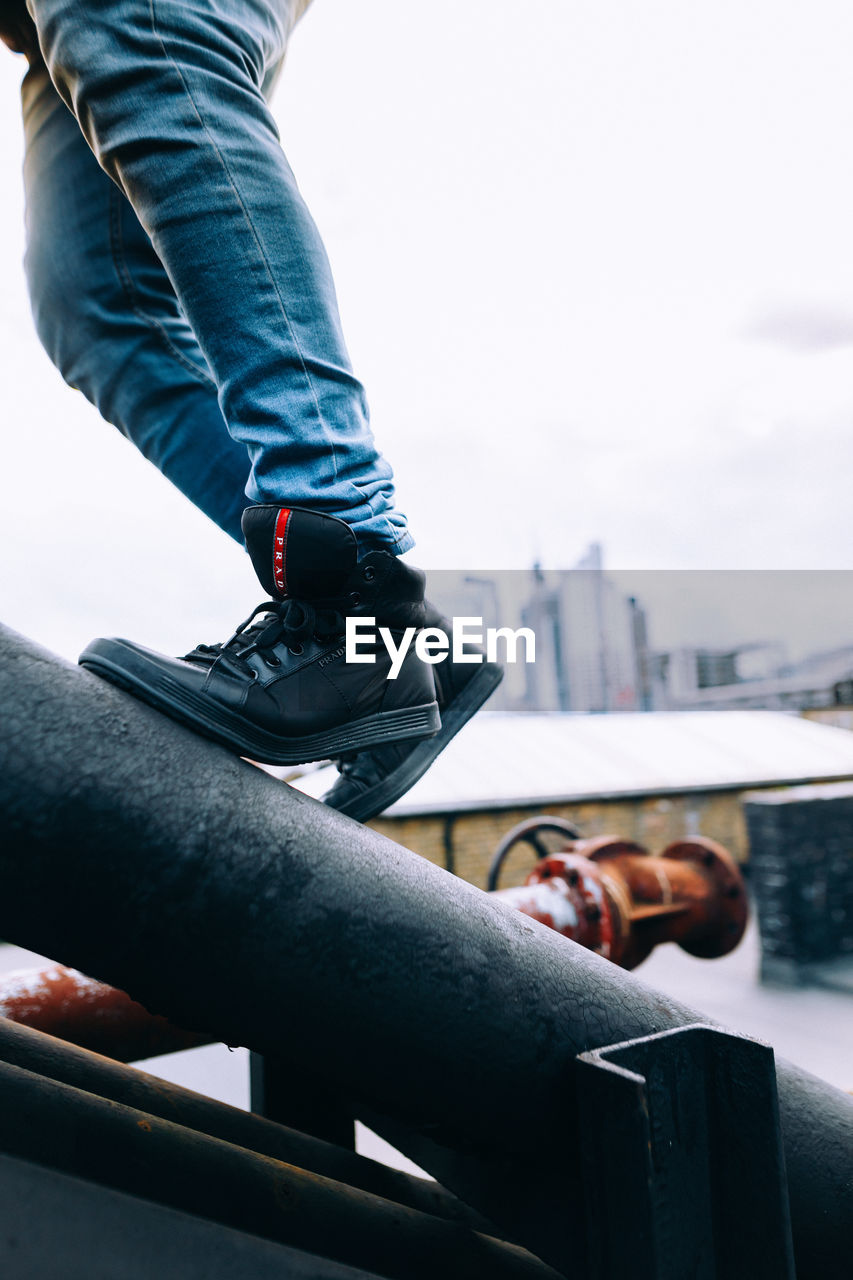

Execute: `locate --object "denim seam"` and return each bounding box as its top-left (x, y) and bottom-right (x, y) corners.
top-left (148, 0), bottom-right (352, 490)
top-left (107, 186), bottom-right (219, 389)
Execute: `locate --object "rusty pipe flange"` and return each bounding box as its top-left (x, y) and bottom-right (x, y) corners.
top-left (493, 851), bottom-right (629, 962)
top-left (549, 839), bottom-right (661, 969)
top-left (659, 837), bottom-right (748, 958)
top-left (571, 836), bottom-right (650, 865)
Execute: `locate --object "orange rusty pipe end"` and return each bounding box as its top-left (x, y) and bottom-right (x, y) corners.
top-left (657, 837), bottom-right (749, 959)
top-left (492, 833), bottom-right (748, 970)
top-left (0, 965), bottom-right (212, 1061)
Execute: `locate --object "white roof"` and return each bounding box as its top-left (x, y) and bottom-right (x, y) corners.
top-left (294, 710), bottom-right (853, 816)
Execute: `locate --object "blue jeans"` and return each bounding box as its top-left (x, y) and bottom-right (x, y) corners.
top-left (22, 0), bottom-right (413, 553)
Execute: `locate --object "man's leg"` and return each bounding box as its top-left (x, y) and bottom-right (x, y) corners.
top-left (22, 55), bottom-right (251, 543)
top-left (22, 64), bottom-right (500, 803)
top-left (23, 0), bottom-right (500, 776)
top-left (24, 0), bottom-right (438, 762)
top-left (22, 56), bottom-right (500, 804)
top-left (28, 0), bottom-right (411, 551)
top-left (20, 43), bottom-right (451, 780)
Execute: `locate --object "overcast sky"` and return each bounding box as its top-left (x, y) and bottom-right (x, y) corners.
top-left (3, 0), bottom-right (853, 662)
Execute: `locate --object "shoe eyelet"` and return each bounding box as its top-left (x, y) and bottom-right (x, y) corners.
top-left (350, 592), bottom-right (361, 606)
top-left (362, 566), bottom-right (376, 583)
top-left (263, 653), bottom-right (281, 668)
top-left (288, 643), bottom-right (304, 656)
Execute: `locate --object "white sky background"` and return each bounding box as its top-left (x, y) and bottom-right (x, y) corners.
top-left (3, 0), bottom-right (853, 661)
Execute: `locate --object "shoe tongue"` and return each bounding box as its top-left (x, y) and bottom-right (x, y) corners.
top-left (241, 505), bottom-right (358, 601)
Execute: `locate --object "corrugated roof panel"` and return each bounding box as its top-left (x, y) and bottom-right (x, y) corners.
top-left (293, 710), bottom-right (853, 815)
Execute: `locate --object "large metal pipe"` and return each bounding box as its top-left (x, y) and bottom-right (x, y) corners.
top-left (0, 623), bottom-right (850, 1278)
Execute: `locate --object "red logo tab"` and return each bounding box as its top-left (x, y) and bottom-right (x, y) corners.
top-left (272, 508), bottom-right (292, 596)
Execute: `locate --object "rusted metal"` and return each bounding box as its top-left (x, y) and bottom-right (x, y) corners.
top-left (0, 964), bottom-right (209, 1060)
top-left (0, 969), bottom-right (357, 1160)
top-left (0, 1015), bottom-right (490, 1233)
top-left (0, 1055), bottom-right (558, 1280)
top-left (490, 825), bottom-right (748, 969)
top-left (0, 623), bottom-right (851, 1279)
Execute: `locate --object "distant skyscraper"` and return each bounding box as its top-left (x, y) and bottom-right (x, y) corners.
top-left (521, 546), bottom-right (645, 713)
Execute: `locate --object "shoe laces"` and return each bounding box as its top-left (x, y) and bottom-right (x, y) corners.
top-left (184, 597), bottom-right (347, 673)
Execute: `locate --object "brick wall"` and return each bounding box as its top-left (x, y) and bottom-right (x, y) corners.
top-left (370, 787), bottom-right (751, 892)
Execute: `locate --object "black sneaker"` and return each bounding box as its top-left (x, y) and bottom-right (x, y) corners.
top-left (79, 506), bottom-right (440, 766)
top-left (321, 604), bottom-right (503, 822)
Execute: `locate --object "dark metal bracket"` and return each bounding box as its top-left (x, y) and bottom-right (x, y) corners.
top-left (576, 1024), bottom-right (796, 1280)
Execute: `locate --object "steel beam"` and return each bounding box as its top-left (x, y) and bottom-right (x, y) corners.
top-left (575, 1025), bottom-right (795, 1279)
top-left (0, 623), bottom-right (851, 1278)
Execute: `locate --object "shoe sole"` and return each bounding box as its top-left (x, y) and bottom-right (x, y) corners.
top-left (324, 661), bottom-right (503, 823)
top-left (79, 639), bottom-right (441, 766)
